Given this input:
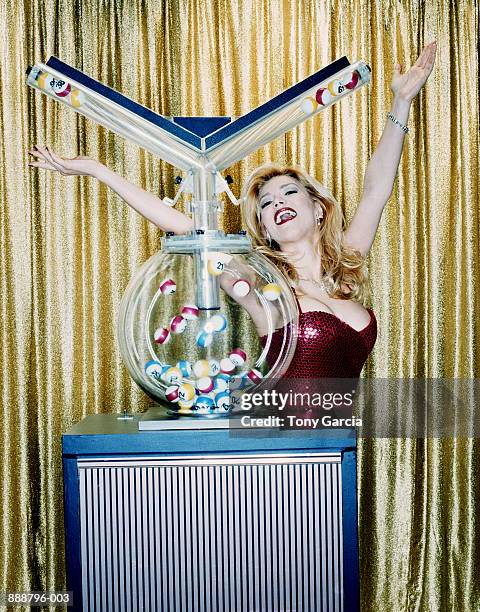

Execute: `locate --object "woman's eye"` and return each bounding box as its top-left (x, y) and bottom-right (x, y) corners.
top-left (285, 190), bottom-right (297, 196)
top-left (260, 201), bottom-right (272, 209)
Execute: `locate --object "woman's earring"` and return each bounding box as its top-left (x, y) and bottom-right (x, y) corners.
top-left (315, 211), bottom-right (322, 226)
top-left (265, 230), bottom-right (273, 246)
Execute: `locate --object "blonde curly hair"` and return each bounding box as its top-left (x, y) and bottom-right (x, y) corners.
top-left (241, 163), bottom-right (370, 303)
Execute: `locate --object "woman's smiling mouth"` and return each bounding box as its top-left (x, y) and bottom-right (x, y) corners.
top-left (274, 207), bottom-right (297, 225)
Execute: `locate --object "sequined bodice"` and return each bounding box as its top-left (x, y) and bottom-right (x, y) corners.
top-left (266, 307), bottom-right (377, 379)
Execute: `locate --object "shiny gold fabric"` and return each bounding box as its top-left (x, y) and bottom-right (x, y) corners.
top-left (0, 1), bottom-right (479, 610)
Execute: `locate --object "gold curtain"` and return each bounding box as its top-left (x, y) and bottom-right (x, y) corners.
top-left (1, 0), bottom-right (479, 610)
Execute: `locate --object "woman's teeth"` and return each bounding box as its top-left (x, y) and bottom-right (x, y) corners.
top-left (274, 208), bottom-right (297, 225)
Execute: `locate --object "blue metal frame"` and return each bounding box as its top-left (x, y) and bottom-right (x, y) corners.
top-left (62, 456), bottom-right (82, 612)
top-left (342, 449), bottom-right (360, 611)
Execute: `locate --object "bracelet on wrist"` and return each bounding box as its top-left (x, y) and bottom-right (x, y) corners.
top-left (387, 112), bottom-right (409, 134)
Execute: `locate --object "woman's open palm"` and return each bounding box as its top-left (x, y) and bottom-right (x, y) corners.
top-left (390, 41), bottom-right (436, 102)
top-left (28, 145), bottom-right (96, 176)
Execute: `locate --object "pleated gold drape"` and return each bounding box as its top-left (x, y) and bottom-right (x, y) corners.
top-left (1, 1), bottom-right (479, 610)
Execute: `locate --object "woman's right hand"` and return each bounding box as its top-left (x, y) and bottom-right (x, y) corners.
top-left (28, 145), bottom-right (99, 177)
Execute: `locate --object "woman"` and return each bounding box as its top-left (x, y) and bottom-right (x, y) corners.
top-left (29, 43), bottom-right (436, 380)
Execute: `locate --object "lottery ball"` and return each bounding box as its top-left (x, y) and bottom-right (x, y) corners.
top-left (300, 96), bottom-right (319, 115)
top-left (144, 360), bottom-right (163, 381)
top-left (193, 359), bottom-right (210, 378)
top-left (247, 369), bottom-right (263, 384)
top-left (327, 79), bottom-right (344, 96)
top-left (229, 349), bottom-right (247, 367)
top-left (195, 395), bottom-right (215, 411)
top-left (214, 373), bottom-right (230, 392)
top-left (233, 279), bottom-right (251, 298)
top-left (207, 258), bottom-right (225, 276)
top-left (178, 398), bottom-right (195, 411)
top-left (163, 367), bottom-right (183, 386)
top-left (315, 87), bottom-right (332, 106)
top-left (178, 383), bottom-right (196, 402)
top-left (70, 89), bottom-right (85, 108)
top-left (154, 327), bottom-right (170, 344)
top-left (208, 359), bottom-right (221, 377)
top-left (196, 376), bottom-right (214, 394)
top-left (210, 314), bottom-right (227, 332)
top-left (165, 385), bottom-right (180, 403)
top-left (215, 391), bottom-right (230, 411)
top-left (344, 70), bottom-right (360, 90)
top-left (159, 278), bottom-right (176, 294)
top-left (52, 78), bottom-right (71, 97)
top-left (262, 283), bottom-right (282, 301)
top-left (176, 360), bottom-right (192, 377)
top-left (196, 331), bottom-right (213, 348)
top-left (220, 358), bottom-right (236, 375)
top-left (37, 72), bottom-right (53, 91)
top-left (203, 319), bottom-right (216, 333)
top-left (170, 315), bottom-right (187, 334)
top-left (181, 304), bottom-right (199, 320)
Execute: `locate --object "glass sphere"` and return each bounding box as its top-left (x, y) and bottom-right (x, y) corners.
top-left (117, 247), bottom-right (298, 416)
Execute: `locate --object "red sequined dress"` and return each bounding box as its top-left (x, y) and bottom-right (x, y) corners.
top-left (263, 295), bottom-right (377, 379)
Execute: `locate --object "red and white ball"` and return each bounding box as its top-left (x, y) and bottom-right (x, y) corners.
top-left (246, 369), bottom-right (263, 384)
top-left (229, 348), bottom-right (247, 367)
top-left (154, 327), bottom-right (170, 344)
top-left (344, 70), bottom-right (360, 90)
top-left (159, 278), bottom-right (176, 295)
top-left (165, 385), bottom-right (180, 403)
top-left (51, 78), bottom-right (71, 97)
top-left (220, 358), bottom-right (236, 375)
top-left (181, 304), bottom-right (199, 320)
top-left (232, 279), bottom-right (251, 298)
top-left (196, 376), bottom-right (214, 394)
top-left (315, 87), bottom-right (333, 106)
top-left (170, 315), bottom-right (187, 334)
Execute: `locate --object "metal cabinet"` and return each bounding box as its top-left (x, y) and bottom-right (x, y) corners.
top-left (62, 413), bottom-right (359, 611)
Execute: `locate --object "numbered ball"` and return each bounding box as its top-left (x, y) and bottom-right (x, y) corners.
top-left (207, 258), bottom-right (225, 276)
top-left (176, 360), bottom-right (192, 377)
top-left (208, 359), bottom-right (221, 376)
top-left (195, 395), bottom-right (215, 411)
top-left (159, 278), bottom-right (176, 294)
top-left (220, 358), bottom-right (236, 375)
top-left (214, 373), bottom-right (230, 392)
top-left (300, 96), bottom-right (319, 115)
top-left (178, 398), bottom-right (195, 411)
top-left (181, 304), bottom-right (199, 320)
top-left (170, 315), bottom-right (187, 334)
top-left (165, 385), bottom-right (180, 403)
top-left (70, 89), bottom-right (86, 108)
top-left (246, 369), bottom-right (263, 383)
top-left (315, 87), bottom-right (333, 106)
top-left (210, 314), bottom-right (227, 332)
top-left (327, 79), bottom-right (344, 96)
top-left (196, 376), bottom-right (214, 394)
top-left (144, 360), bottom-right (164, 381)
top-left (196, 331), bottom-right (213, 348)
top-left (344, 70), bottom-right (360, 90)
top-left (37, 72), bottom-right (53, 91)
top-left (229, 349), bottom-right (247, 367)
top-left (232, 279), bottom-right (251, 298)
top-left (163, 367), bottom-right (183, 385)
top-left (178, 383), bottom-right (196, 402)
top-left (193, 359), bottom-right (210, 378)
top-left (154, 327), bottom-right (170, 344)
top-left (262, 283), bottom-right (282, 301)
top-left (52, 78), bottom-right (71, 97)
top-left (215, 391), bottom-right (231, 411)
top-left (229, 375), bottom-right (246, 391)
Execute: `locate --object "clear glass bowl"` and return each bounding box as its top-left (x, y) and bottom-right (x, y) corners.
top-left (117, 247), bottom-right (298, 417)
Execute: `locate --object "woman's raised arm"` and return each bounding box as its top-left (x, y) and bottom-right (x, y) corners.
top-left (343, 41), bottom-right (436, 256)
top-left (28, 145), bottom-right (194, 234)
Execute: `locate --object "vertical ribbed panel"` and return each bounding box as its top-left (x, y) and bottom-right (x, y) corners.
top-left (78, 454), bottom-right (343, 612)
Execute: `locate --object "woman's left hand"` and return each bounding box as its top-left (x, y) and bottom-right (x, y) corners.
top-left (390, 41), bottom-right (436, 102)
